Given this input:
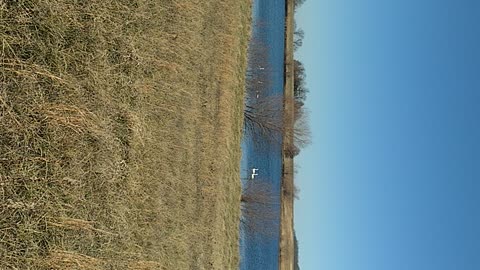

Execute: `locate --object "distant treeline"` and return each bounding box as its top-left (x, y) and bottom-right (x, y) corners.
top-left (293, 1), bottom-right (307, 270)
top-left (294, 0), bottom-right (306, 8)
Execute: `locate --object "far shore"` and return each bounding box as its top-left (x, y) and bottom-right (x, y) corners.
top-left (279, 0), bottom-right (296, 269)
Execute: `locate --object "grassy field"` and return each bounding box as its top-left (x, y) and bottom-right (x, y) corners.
top-left (279, 0), bottom-right (295, 269)
top-left (1, 1), bottom-right (251, 269)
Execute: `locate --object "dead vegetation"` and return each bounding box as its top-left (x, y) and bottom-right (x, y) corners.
top-left (0, 0), bottom-right (251, 269)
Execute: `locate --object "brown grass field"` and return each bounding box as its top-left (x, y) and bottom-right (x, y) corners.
top-left (279, 0), bottom-right (295, 269)
top-left (0, 0), bottom-right (251, 269)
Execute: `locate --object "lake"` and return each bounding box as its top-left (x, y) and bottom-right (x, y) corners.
top-left (240, 0), bottom-right (285, 269)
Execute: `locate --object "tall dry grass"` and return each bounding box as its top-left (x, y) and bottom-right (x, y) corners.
top-left (1, 0), bottom-right (251, 269)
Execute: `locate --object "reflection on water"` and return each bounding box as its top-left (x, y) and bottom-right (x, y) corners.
top-left (239, 0), bottom-right (285, 269)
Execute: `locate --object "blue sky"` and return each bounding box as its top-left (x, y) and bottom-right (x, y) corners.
top-left (294, 1), bottom-right (480, 269)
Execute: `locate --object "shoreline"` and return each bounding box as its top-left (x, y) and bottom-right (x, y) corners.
top-left (279, 0), bottom-right (295, 269)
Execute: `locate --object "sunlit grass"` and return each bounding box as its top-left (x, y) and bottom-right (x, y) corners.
top-left (0, 0), bottom-right (251, 269)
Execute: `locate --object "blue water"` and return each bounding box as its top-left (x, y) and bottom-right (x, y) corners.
top-left (239, 0), bottom-right (285, 269)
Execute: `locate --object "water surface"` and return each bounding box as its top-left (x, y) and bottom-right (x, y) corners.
top-left (240, 0), bottom-right (285, 269)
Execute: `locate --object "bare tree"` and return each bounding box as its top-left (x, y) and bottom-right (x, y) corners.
top-left (285, 144), bottom-right (300, 158)
top-left (283, 180), bottom-right (300, 200)
top-left (293, 60), bottom-right (308, 102)
top-left (293, 100), bottom-right (311, 149)
top-left (244, 95), bottom-right (284, 146)
top-left (283, 98), bottom-right (312, 153)
top-left (240, 180), bottom-right (280, 237)
top-left (294, 28), bottom-right (304, 51)
top-left (244, 94), bottom-right (311, 152)
top-left (294, 0), bottom-right (306, 8)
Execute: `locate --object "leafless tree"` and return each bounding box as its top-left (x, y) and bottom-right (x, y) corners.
top-left (294, 0), bottom-right (306, 8)
top-left (285, 144), bottom-right (300, 158)
top-left (293, 100), bottom-right (312, 149)
top-left (240, 179), bottom-right (280, 237)
top-left (244, 95), bottom-right (284, 146)
top-left (282, 179), bottom-right (300, 200)
top-left (293, 60), bottom-right (308, 102)
top-left (283, 98), bottom-right (312, 153)
top-left (244, 95), bottom-right (311, 152)
top-left (294, 28), bottom-right (304, 51)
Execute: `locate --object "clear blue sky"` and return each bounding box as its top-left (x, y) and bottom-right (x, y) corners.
top-left (294, 1), bottom-right (480, 269)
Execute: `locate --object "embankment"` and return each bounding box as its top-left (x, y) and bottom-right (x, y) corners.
top-left (279, 0), bottom-right (296, 269)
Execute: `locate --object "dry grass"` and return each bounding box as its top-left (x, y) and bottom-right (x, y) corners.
top-left (280, 0), bottom-right (295, 269)
top-left (0, 0), bottom-right (251, 269)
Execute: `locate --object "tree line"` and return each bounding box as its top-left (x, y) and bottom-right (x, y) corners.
top-left (293, 2), bottom-right (307, 269)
